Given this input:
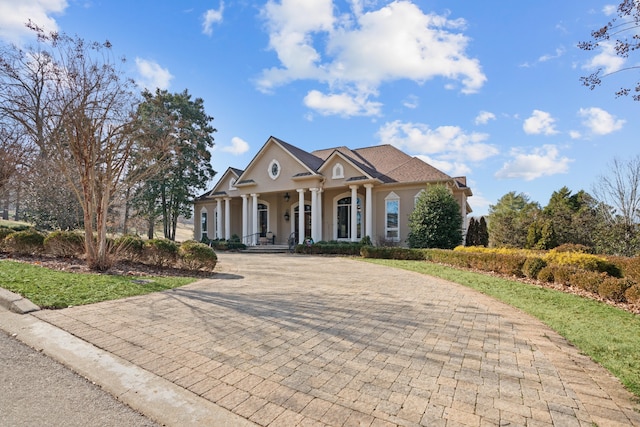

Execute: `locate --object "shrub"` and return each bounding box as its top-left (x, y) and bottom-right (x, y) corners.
top-left (179, 241), bottom-right (217, 271)
top-left (569, 271), bottom-right (607, 293)
top-left (552, 243), bottom-right (592, 254)
top-left (523, 257), bottom-right (547, 279)
top-left (624, 284), bottom-right (640, 305)
top-left (599, 278), bottom-right (633, 303)
top-left (544, 250), bottom-right (621, 276)
top-left (144, 238), bottom-right (178, 267)
top-left (537, 266), bottom-right (554, 282)
top-left (360, 246), bottom-right (426, 260)
top-left (4, 229), bottom-right (45, 255)
top-left (611, 256), bottom-right (640, 283)
top-left (43, 231), bottom-right (85, 258)
top-left (0, 228), bottom-right (15, 252)
top-left (113, 235), bottom-right (145, 263)
top-left (551, 265), bottom-right (579, 286)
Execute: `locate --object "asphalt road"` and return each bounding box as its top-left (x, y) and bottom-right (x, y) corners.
top-left (0, 329), bottom-right (159, 427)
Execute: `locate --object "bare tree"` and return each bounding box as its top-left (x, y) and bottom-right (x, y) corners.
top-left (0, 23), bottom-right (142, 270)
top-left (592, 155), bottom-right (640, 256)
top-left (578, 0), bottom-right (640, 100)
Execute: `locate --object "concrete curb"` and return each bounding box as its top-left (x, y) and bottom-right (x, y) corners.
top-left (0, 307), bottom-right (257, 427)
top-left (0, 288), bottom-right (40, 314)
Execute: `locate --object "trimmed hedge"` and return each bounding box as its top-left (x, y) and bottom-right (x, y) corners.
top-left (360, 246), bottom-right (426, 260)
top-left (144, 238), bottom-right (178, 267)
top-left (4, 229), bottom-right (45, 255)
top-left (179, 241), bottom-right (217, 271)
top-left (43, 231), bottom-right (85, 258)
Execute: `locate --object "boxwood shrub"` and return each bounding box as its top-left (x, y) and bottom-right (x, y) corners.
top-left (4, 229), bottom-right (45, 255)
top-left (144, 238), bottom-right (179, 267)
top-left (179, 241), bottom-right (217, 271)
top-left (43, 231), bottom-right (85, 258)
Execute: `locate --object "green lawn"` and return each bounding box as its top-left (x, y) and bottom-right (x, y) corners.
top-left (363, 258), bottom-right (640, 399)
top-left (0, 260), bottom-right (197, 309)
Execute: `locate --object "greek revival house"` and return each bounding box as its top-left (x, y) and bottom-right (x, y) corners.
top-left (194, 136), bottom-right (472, 246)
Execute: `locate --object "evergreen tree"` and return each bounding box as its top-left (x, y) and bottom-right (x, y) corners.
top-left (477, 216), bottom-right (489, 247)
top-left (465, 217), bottom-right (478, 246)
top-left (407, 185), bottom-right (462, 249)
top-left (133, 89), bottom-right (217, 240)
top-left (487, 192), bottom-right (540, 248)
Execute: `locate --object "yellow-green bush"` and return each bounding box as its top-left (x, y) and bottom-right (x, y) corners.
top-left (543, 250), bottom-right (621, 277)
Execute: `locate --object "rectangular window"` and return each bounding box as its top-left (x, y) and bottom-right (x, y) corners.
top-left (201, 212), bottom-right (208, 238)
top-left (385, 199), bottom-right (399, 240)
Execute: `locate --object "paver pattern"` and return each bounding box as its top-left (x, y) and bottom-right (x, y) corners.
top-left (35, 253), bottom-right (640, 426)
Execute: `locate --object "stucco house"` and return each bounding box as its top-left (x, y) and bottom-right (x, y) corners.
top-left (194, 136), bottom-right (472, 246)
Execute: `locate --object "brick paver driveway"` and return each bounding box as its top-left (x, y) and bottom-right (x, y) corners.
top-left (36, 253), bottom-right (640, 426)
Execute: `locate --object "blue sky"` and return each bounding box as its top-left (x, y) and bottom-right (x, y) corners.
top-left (1, 1), bottom-right (635, 216)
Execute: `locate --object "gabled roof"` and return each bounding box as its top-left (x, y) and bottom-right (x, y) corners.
top-left (199, 167), bottom-right (243, 198)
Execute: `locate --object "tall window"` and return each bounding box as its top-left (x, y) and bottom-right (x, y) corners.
top-left (385, 192), bottom-right (399, 241)
top-left (201, 211), bottom-right (208, 239)
top-left (258, 203), bottom-right (268, 237)
top-left (336, 196), bottom-right (361, 239)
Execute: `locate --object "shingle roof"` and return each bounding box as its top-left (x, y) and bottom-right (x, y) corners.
top-left (273, 136), bottom-right (324, 172)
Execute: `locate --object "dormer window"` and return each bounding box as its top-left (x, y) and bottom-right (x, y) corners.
top-left (332, 163), bottom-right (344, 179)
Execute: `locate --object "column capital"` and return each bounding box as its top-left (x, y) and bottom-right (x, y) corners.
top-left (240, 194), bottom-right (248, 199)
top-left (349, 184), bottom-right (359, 190)
top-left (297, 188), bottom-right (305, 194)
top-left (250, 193), bottom-right (260, 197)
top-left (364, 183), bottom-right (374, 189)
top-left (309, 187), bottom-right (319, 192)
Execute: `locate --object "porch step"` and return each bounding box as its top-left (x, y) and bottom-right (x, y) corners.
top-left (240, 244), bottom-right (291, 254)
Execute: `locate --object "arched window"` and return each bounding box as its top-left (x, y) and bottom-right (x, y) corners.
top-left (385, 192), bottom-right (400, 241)
top-left (332, 163), bottom-right (344, 179)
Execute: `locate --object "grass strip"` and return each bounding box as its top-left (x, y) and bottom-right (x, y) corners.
top-left (0, 260), bottom-right (197, 309)
top-left (363, 258), bottom-right (640, 399)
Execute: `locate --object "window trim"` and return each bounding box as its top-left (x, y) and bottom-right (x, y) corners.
top-left (385, 192), bottom-right (400, 242)
top-left (332, 163), bottom-right (344, 179)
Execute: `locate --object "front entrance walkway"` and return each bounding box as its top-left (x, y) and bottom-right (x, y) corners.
top-left (35, 253), bottom-right (640, 426)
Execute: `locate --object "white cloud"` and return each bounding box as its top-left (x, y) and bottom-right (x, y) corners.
top-left (495, 145), bottom-right (572, 181)
top-left (303, 89), bottom-right (382, 117)
top-left (538, 47), bottom-right (565, 63)
top-left (221, 137), bottom-right (250, 155)
top-left (377, 120), bottom-right (498, 175)
top-left (474, 111), bottom-right (496, 125)
top-left (403, 94), bottom-right (419, 109)
top-left (578, 107), bottom-right (625, 135)
top-left (523, 110), bottom-right (559, 135)
top-left (202, 1), bottom-right (224, 36)
top-left (258, 1), bottom-right (486, 117)
top-left (0, 0), bottom-right (67, 43)
top-left (135, 58), bottom-right (173, 90)
top-left (569, 130), bottom-right (582, 139)
top-left (583, 41), bottom-right (625, 75)
top-left (603, 4), bottom-right (617, 16)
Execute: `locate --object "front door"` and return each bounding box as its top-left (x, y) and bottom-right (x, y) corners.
top-left (258, 203), bottom-right (268, 237)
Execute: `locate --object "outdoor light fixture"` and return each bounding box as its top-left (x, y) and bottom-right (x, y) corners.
top-left (284, 192), bottom-right (290, 202)
top-left (284, 211), bottom-right (290, 221)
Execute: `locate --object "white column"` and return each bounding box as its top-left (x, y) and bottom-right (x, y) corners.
top-left (350, 185), bottom-right (358, 242)
top-left (317, 188), bottom-right (323, 241)
top-left (310, 188), bottom-right (318, 242)
top-left (241, 194), bottom-right (248, 244)
top-left (224, 197), bottom-right (231, 241)
top-left (297, 188), bottom-right (305, 244)
top-left (365, 184), bottom-right (373, 240)
top-left (216, 199), bottom-right (222, 240)
top-left (251, 193), bottom-right (259, 245)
